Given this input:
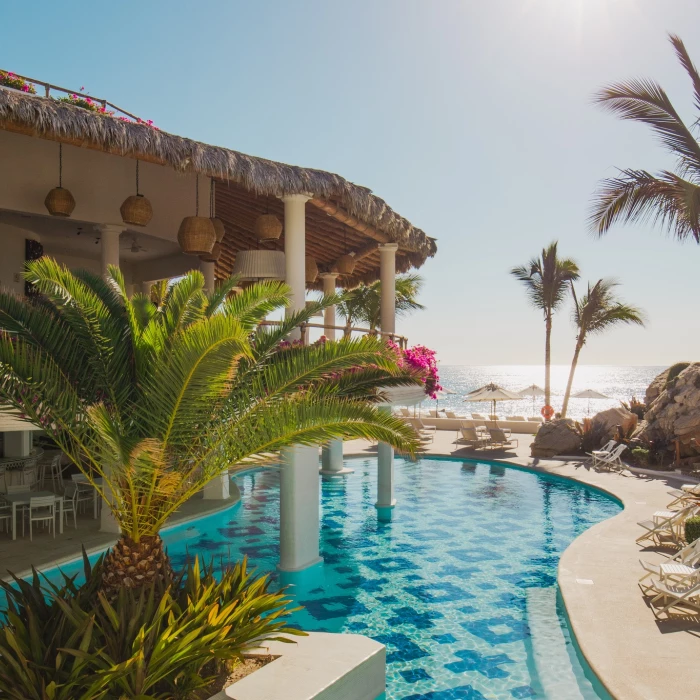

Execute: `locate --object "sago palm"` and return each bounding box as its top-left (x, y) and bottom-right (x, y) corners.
top-left (510, 242), bottom-right (580, 409)
top-left (560, 279), bottom-right (645, 417)
top-left (337, 273), bottom-right (425, 332)
top-left (0, 258), bottom-right (421, 595)
top-left (590, 34), bottom-right (700, 242)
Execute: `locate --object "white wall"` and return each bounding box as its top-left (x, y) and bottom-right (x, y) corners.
top-left (0, 224), bottom-right (39, 294)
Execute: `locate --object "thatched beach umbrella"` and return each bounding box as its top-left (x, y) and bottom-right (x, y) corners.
top-left (464, 383), bottom-right (522, 417)
top-left (572, 389), bottom-right (609, 416)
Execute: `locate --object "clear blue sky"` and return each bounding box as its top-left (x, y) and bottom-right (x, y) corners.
top-left (3, 0), bottom-right (699, 365)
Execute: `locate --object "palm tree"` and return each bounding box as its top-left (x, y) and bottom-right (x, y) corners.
top-left (336, 273), bottom-right (424, 333)
top-left (0, 258), bottom-right (421, 595)
top-left (510, 242), bottom-right (580, 409)
top-left (590, 34), bottom-right (700, 242)
top-left (561, 279), bottom-right (645, 417)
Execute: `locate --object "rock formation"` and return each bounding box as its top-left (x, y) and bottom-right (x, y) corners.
top-left (530, 418), bottom-right (581, 458)
top-left (591, 406), bottom-right (638, 442)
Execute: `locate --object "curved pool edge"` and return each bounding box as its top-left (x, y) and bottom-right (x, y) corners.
top-left (358, 449), bottom-right (695, 700)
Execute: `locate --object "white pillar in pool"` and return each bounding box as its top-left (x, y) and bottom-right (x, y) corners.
top-left (277, 194), bottom-right (322, 572)
top-left (282, 194), bottom-right (310, 340)
top-left (376, 243), bottom-right (398, 520)
top-left (318, 272), bottom-right (351, 476)
top-left (99, 224), bottom-right (123, 533)
top-left (200, 260), bottom-right (216, 293)
top-left (100, 224), bottom-right (122, 277)
top-left (279, 445), bottom-right (323, 572)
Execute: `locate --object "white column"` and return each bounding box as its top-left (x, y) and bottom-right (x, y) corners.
top-left (279, 445), bottom-right (323, 572)
top-left (141, 280), bottom-right (153, 295)
top-left (319, 272), bottom-right (339, 341)
top-left (200, 260), bottom-right (216, 293)
top-left (320, 438), bottom-right (353, 476)
top-left (377, 244), bottom-right (398, 520)
top-left (4, 431), bottom-right (32, 457)
top-left (379, 243), bottom-right (398, 336)
top-left (203, 471), bottom-right (230, 500)
top-left (100, 224), bottom-right (122, 277)
top-left (282, 194), bottom-right (310, 340)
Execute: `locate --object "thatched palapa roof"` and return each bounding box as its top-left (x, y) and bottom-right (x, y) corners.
top-left (0, 88), bottom-right (436, 286)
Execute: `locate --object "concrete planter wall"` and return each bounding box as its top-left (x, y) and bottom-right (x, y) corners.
top-left (207, 632), bottom-right (385, 700)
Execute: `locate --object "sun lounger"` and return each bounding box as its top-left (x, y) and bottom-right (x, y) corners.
top-left (471, 413), bottom-right (486, 420)
top-left (405, 417), bottom-right (437, 443)
top-left (505, 416), bottom-right (526, 421)
top-left (586, 440), bottom-right (618, 467)
top-left (593, 443), bottom-right (627, 471)
top-left (454, 427), bottom-right (490, 450)
top-left (636, 505), bottom-right (698, 546)
top-left (399, 408), bottom-right (411, 417)
top-left (648, 573), bottom-right (700, 617)
top-left (639, 539), bottom-right (700, 593)
top-left (667, 483), bottom-right (700, 510)
top-left (445, 411), bottom-right (465, 419)
top-left (483, 420), bottom-right (512, 436)
top-left (487, 428), bottom-right (518, 450)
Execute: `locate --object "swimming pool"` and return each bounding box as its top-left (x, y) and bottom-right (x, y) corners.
top-left (7, 457), bottom-right (620, 699)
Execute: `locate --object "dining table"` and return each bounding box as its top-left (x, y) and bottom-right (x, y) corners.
top-left (3, 489), bottom-right (64, 540)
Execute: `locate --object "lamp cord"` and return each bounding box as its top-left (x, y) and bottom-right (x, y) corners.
top-left (136, 160), bottom-right (140, 196)
top-left (195, 175), bottom-right (199, 216)
top-left (58, 144), bottom-right (63, 188)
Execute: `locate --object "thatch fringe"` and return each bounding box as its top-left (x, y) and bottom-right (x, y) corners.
top-left (0, 88), bottom-right (437, 264)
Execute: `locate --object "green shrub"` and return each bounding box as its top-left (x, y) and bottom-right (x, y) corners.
top-left (630, 447), bottom-right (650, 466)
top-left (0, 551), bottom-right (302, 700)
top-left (685, 517), bottom-right (700, 545)
top-left (666, 362), bottom-right (691, 386)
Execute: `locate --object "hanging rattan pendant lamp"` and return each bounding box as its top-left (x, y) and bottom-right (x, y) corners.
top-left (120, 160), bottom-right (153, 227)
top-left (335, 229), bottom-right (356, 275)
top-left (178, 174), bottom-right (215, 256)
top-left (253, 211), bottom-right (283, 241)
top-left (200, 242), bottom-right (222, 263)
top-left (45, 144), bottom-right (76, 217)
top-left (209, 178), bottom-right (225, 242)
top-left (305, 256), bottom-right (318, 283)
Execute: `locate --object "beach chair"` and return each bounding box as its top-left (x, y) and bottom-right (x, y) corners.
top-left (636, 505), bottom-right (698, 546)
top-left (648, 573), bottom-right (700, 618)
top-left (586, 440), bottom-right (617, 467)
top-left (399, 408), bottom-right (411, 417)
top-left (405, 417), bottom-right (437, 443)
top-left (639, 539), bottom-right (700, 593)
top-left (471, 413), bottom-right (487, 420)
top-left (667, 483), bottom-right (700, 510)
top-left (594, 443), bottom-right (627, 471)
top-left (454, 427), bottom-right (490, 450)
top-left (483, 420), bottom-right (511, 436)
top-left (445, 411), bottom-right (465, 420)
top-left (487, 428), bottom-right (518, 450)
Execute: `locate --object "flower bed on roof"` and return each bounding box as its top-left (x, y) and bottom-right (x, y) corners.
top-left (0, 71), bottom-right (36, 94)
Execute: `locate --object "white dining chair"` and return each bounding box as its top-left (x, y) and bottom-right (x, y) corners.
top-left (62, 483), bottom-right (78, 529)
top-left (24, 495), bottom-right (56, 541)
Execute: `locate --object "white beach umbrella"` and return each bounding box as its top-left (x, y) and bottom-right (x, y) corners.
top-left (518, 384), bottom-right (545, 413)
top-left (433, 388), bottom-right (456, 414)
top-left (464, 383), bottom-right (522, 417)
top-left (572, 389), bottom-right (609, 416)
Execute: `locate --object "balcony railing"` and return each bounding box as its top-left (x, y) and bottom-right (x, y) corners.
top-left (258, 321), bottom-right (408, 349)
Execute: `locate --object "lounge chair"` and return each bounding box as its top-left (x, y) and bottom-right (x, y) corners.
top-left (460, 420), bottom-right (488, 434)
top-left (483, 420), bottom-right (512, 436)
top-left (639, 539), bottom-right (700, 593)
top-left (471, 413), bottom-right (486, 420)
top-left (648, 573), bottom-right (700, 618)
top-left (445, 411), bottom-right (465, 420)
top-left (528, 416), bottom-right (545, 424)
top-left (594, 443), bottom-right (627, 471)
top-left (506, 416), bottom-right (526, 421)
top-left (405, 417), bottom-right (437, 443)
top-left (487, 428), bottom-right (518, 450)
top-left (454, 427), bottom-right (490, 450)
top-left (636, 505), bottom-right (698, 547)
top-left (399, 408), bottom-right (411, 417)
top-left (488, 414), bottom-right (500, 421)
top-left (667, 483), bottom-right (700, 510)
top-left (586, 440), bottom-right (618, 467)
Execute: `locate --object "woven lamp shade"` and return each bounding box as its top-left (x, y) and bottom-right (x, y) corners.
top-left (254, 214), bottom-right (283, 241)
top-left (211, 217), bottom-right (226, 242)
top-left (305, 256), bottom-right (319, 284)
top-left (232, 250), bottom-right (286, 281)
top-left (335, 254), bottom-right (356, 275)
top-left (44, 187), bottom-right (76, 217)
top-left (199, 241), bottom-right (222, 263)
top-left (120, 194), bottom-right (153, 227)
top-left (178, 217), bottom-right (216, 256)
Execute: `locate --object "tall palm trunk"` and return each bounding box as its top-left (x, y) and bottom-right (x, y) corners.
top-left (544, 313), bottom-right (552, 410)
top-left (102, 534), bottom-right (172, 597)
top-left (561, 336), bottom-right (585, 419)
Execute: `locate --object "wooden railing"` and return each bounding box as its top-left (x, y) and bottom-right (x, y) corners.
top-left (258, 321), bottom-right (408, 349)
top-left (1, 70), bottom-right (142, 122)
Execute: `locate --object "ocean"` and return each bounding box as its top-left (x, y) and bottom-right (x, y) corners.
top-left (431, 365), bottom-right (663, 422)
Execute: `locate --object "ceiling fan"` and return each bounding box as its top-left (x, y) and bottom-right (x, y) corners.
top-left (122, 237), bottom-right (147, 254)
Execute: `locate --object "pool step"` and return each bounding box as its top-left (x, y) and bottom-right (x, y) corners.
top-left (525, 587), bottom-right (585, 700)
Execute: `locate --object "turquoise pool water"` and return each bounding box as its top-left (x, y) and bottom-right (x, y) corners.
top-left (4, 457), bottom-right (620, 699)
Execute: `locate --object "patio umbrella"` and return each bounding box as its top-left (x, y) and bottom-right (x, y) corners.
top-left (464, 383), bottom-right (522, 417)
top-left (518, 384), bottom-right (545, 414)
top-left (434, 388), bottom-right (456, 414)
top-left (572, 389), bottom-right (609, 416)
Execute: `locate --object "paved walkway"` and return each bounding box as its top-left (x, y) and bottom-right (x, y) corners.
top-left (343, 431), bottom-right (700, 700)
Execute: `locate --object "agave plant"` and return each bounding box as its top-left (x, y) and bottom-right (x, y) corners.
top-left (0, 258), bottom-right (420, 595)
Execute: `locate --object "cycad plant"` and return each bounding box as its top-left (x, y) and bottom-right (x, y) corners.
top-left (336, 273), bottom-right (424, 332)
top-left (510, 242), bottom-right (580, 409)
top-left (590, 34), bottom-right (700, 242)
top-left (0, 258), bottom-right (420, 595)
top-left (560, 279), bottom-right (645, 417)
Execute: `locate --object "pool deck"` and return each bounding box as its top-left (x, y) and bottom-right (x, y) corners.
top-left (343, 432), bottom-right (700, 700)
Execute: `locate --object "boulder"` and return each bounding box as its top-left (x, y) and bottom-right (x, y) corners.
top-left (645, 367), bottom-right (671, 406)
top-left (530, 419), bottom-right (581, 458)
top-left (591, 406), bottom-right (638, 442)
top-left (637, 362), bottom-right (700, 457)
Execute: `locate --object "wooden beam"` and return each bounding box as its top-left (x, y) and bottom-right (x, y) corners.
top-left (309, 197), bottom-right (390, 245)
